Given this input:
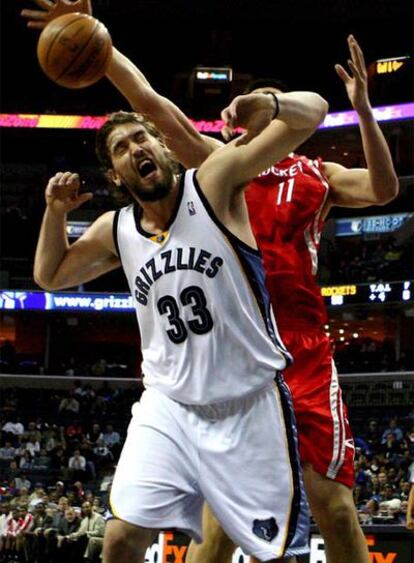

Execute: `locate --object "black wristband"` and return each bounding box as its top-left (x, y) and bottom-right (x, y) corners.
top-left (264, 91), bottom-right (280, 120)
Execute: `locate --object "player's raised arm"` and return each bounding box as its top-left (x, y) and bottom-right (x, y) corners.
top-left (34, 172), bottom-right (120, 291)
top-left (323, 35), bottom-right (399, 209)
top-left (21, 0), bottom-right (221, 168)
top-left (106, 49), bottom-right (222, 168)
top-left (198, 91), bottom-right (328, 194)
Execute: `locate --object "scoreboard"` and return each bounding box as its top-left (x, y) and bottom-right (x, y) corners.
top-left (321, 281), bottom-right (412, 307)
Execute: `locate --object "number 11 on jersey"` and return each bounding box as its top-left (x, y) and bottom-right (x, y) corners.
top-left (276, 179), bottom-right (295, 205)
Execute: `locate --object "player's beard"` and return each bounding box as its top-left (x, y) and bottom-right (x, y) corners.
top-left (128, 159), bottom-right (175, 202)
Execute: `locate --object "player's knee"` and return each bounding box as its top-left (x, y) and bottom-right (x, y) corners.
top-left (103, 519), bottom-right (153, 561)
top-left (322, 498), bottom-right (358, 534)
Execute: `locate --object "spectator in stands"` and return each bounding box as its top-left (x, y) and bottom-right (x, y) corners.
top-left (26, 500), bottom-right (55, 562)
top-left (381, 418), bottom-right (404, 443)
top-left (26, 421), bottom-right (42, 444)
top-left (25, 432), bottom-right (41, 457)
top-left (28, 484), bottom-right (46, 511)
top-left (19, 450), bottom-right (33, 471)
top-left (9, 488), bottom-right (30, 511)
top-left (14, 474), bottom-right (31, 492)
top-left (0, 502), bottom-right (10, 552)
top-left (6, 460), bottom-right (20, 481)
top-left (32, 448), bottom-right (52, 471)
top-left (0, 441), bottom-right (16, 461)
top-left (68, 450), bottom-right (87, 481)
top-left (2, 417), bottom-right (24, 442)
top-left (86, 423), bottom-right (102, 447)
top-left (56, 507), bottom-right (81, 563)
top-left (65, 419), bottom-right (83, 444)
top-left (66, 501), bottom-right (105, 562)
top-left (58, 392), bottom-right (80, 417)
top-left (92, 497), bottom-right (105, 516)
top-left (101, 424), bottom-right (120, 458)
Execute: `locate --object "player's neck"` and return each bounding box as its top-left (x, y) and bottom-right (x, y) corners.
top-left (139, 175), bottom-right (181, 234)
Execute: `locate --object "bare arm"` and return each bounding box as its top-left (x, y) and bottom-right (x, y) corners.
top-left (324, 35), bottom-right (398, 211)
top-left (106, 49), bottom-right (222, 167)
top-left (198, 91), bottom-right (328, 195)
top-left (34, 172), bottom-right (120, 291)
top-left (21, 1), bottom-right (221, 168)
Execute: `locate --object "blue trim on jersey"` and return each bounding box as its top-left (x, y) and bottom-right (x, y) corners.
top-left (275, 373), bottom-right (310, 555)
top-left (192, 169), bottom-right (291, 364)
top-left (112, 209), bottom-right (121, 259)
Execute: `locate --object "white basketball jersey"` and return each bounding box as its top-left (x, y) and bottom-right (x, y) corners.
top-left (114, 169), bottom-right (291, 405)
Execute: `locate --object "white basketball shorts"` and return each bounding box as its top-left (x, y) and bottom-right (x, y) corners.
top-left (110, 377), bottom-right (309, 559)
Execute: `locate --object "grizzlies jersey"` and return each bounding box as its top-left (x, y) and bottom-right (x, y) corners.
top-left (114, 169), bottom-right (291, 405)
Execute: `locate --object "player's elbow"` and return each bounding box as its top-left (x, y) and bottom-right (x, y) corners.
top-left (375, 174), bottom-right (400, 205)
top-left (305, 94), bottom-right (329, 130)
top-left (33, 271), bottom-right (59, 292)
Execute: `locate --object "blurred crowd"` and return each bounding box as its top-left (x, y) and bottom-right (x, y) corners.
top-left (352, 416), bottom-right (414, 527)
top-left (0, 383), bottom-right (412, 561)
top-left (319, 236), bottom-right (414, 285)
top-left (0, 382), bottom-right (134, 562)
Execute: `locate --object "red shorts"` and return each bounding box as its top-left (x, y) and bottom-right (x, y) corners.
top-left (280, 327), bottom-right (355, 488)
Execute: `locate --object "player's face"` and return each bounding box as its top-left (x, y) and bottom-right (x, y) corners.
top-left (107, 123), bottom-right (175, 202)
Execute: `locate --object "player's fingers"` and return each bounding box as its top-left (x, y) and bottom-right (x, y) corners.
top-left (349, 34), bottom-right (366, 71)
top-left (221, 124), bottom-right (235, 142)
top-left (221, 107), bottom-right (235, 127)
top-left (27, 21), bottom-right (48, 29)
top-left (334, 64), bottom-right (351, 83)
top-left (57, 171), bottom-right (78, 185)
top-left (20, 9), bottom-right (48, 20)
top-left (76, 193), bottom-right (94, 205)
top-left (26, 0), bottom-right (54, 9)
top-left (347, 59), bottom-right (362, 82)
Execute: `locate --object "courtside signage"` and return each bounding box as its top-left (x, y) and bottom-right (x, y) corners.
top-left (0, 103), bottom-right (413, 131)
top-left (0, 282), bottom-right (412, 312)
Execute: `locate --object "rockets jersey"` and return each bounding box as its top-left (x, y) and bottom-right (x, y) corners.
top-left (113, 169), bottom-right (291, 405)
top-left (245, 153), bottom-right (330, 328)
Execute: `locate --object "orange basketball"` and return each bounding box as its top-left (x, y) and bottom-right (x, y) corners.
top-left (37, 13), bottom-right (112, 89)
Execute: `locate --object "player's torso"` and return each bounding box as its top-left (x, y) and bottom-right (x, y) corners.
top-left (245, 153), bottom-right (329, 329)
top-left (114, 169), bottom-right (290, 405)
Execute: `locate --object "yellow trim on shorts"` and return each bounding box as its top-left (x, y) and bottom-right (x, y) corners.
top-left (109, 492), bottom-right (121, 519)
top-left (272, 381), bottom-right (294, 558)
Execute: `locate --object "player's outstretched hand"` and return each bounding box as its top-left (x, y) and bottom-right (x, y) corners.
top-left (221, 93), bottom-right (275, 145)
top-left (335, 35), bottom-right (371, 116)
top-left (21, 0), bottom-right (92, 30)
top-left (45, 172), bottom-right (93, 214)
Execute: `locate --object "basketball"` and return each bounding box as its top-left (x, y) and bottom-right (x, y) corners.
top-left (37, 13), bottom-right (112, 89)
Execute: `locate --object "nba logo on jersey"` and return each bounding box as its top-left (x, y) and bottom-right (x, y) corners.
top-left (187, 201), bottom-right (196, 215)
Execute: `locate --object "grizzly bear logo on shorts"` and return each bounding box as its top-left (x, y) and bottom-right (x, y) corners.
top-left (252, 517), bottom-right (278, 542)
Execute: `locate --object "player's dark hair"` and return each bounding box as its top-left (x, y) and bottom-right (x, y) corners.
top-left (244, 78), bottom-right (290, 94)
top-left (96, 111), bottom-right (165, 171)
top-left (95, 111), bottom-right (178, 206)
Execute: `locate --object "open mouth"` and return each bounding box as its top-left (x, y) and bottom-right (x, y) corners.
top-left (138, 159), bottom-right (157, 178)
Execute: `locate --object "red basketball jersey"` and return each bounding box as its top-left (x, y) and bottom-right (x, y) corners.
top-left (245, 153), bottom-right (330, 328)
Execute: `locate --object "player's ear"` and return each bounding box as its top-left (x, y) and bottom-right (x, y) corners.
top-left (106, 169), bottom-right (122, 187)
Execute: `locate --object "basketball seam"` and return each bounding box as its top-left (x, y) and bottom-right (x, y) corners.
top-left (91, 34), bottom-right (112, 81)
top-left (45, 15), bottom-right (90, 70)
top-left (56, 20), bottom-right (101, 82)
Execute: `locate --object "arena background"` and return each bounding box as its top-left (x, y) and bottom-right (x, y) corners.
top-left (0, 0), bottom-right (413, 562)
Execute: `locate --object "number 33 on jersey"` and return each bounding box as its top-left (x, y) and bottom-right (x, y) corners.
top-left (114, 169), bottom-right (291, 405)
